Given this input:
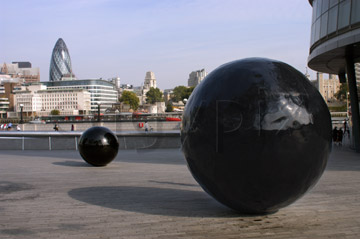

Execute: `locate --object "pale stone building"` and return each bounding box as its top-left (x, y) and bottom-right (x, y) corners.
top-left (317, 73), bottom-right (341, 102)
top-left (144, 71), bottom-right (156, 89)
top-left (138, 71), bottom-right (158, 105)
top-left (188, 69), bottom-right (207, 87)
top-left (142, 102), bottom-right (166, 114)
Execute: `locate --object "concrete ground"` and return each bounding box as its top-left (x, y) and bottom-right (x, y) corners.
top-left (0, 146), bottom-right (360, 239)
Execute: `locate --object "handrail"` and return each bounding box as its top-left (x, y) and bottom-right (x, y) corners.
top-left (0, 130), bottom-right (181, 137)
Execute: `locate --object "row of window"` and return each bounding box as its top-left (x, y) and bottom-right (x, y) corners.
top-left (311, 0), bottom-right (360, 45)
top-left (42, 93), bottom-right (78, 97)
top-left (49, 85), bottom-right (116, 90)
top-left (44, 105), bottom-right (79, 110)
top-left (43, 98), bottom-right (78, 101)
top-left (44, 101), bottom-right (77, 105)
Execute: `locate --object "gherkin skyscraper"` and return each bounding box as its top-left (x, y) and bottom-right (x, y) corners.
top-left (49, 38), bottom-right (74, 82)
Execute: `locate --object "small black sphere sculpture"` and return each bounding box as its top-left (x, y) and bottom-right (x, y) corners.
top-left (181, 58), bottom-right (332, 214)
top-left (78, 126), bottom-right (119, 167)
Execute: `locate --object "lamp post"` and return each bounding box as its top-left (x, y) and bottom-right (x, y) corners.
top-left (19, 104), bottom-right (24, 124)
top-left (347, 92), bottom-right (350, 118)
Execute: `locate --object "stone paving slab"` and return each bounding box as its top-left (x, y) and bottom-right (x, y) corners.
top-left (0, 146), bottom-right (360, 238)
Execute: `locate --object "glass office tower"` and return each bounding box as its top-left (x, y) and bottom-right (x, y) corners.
top-left (49, 38), bottom-right (74, 82)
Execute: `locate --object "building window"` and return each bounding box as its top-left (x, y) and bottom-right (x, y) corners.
top-left (322, 0), bottom-right (330, 14)
top-left (320, 12), bottom-right (329, 38)
top-left (314, 19), bottom-right (321, 42)
top-left (351, 0), bottom-right (360, 24)
top-left (338, 0), bottom-right (351, 29)
top-left (328, 5), bottom-right (338, 34)
top-left (329, 0), bottom-right (338, 8)
top-left (316, 0), bottom-right (322, 19)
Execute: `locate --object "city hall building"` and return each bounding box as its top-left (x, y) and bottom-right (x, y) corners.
top-left (307, 0), bottom-right (360, 151)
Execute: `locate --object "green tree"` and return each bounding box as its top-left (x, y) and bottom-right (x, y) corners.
top-left (50, 109), bottom-right (60, 115)
top-left (120, 91), bottom-right (139, 110)
top-left (172, 86), bottom-right (195, 102)
top-left (165, 103), bottom-right (174, 112)
top-left (335, 83), bottom-right (349, 101)
top-left (146, 87), bottom-right (163, 104)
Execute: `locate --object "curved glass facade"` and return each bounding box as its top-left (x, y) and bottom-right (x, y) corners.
top-left (308, 0), bottom-right (360, 152)
top-left (310, 0), bottom-right (360, 49)
top-left (49, 38), bottom-right (73, 82)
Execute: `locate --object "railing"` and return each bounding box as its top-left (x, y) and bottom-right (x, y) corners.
top-left (330, 112), bottom-right (348, 118)
top-left (0, 131), bottom-right (181, 150)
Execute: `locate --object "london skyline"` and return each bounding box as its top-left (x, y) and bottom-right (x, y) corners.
top-left (1, 0), bottom-right (313, 89)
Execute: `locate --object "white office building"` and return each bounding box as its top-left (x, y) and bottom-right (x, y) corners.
top-left (15, 84), bottom-right (91, 116)
top-left (43, 79), bottom-right (118, 112)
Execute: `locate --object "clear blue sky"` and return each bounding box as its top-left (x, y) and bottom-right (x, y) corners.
top-left (1, 0), bottom-right (315, 89)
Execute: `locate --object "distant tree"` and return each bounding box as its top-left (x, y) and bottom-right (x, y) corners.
top-left (146, 87), bottom-right (164, 104)
top-left (120, 91), bottom-right (139, 110)
top-left (165, 103), bottom-right (174, 112)
top-left (172, 86), bottom-right (195, 102)
top-left (50, 109), bottom-right (60, 115)
top-left (335, 83), bottom-right (349, 101)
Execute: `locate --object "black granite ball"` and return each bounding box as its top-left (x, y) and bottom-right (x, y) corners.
top-left (78, 126), bottom-right (119, 167)
top-left (181, 58), bottom-right (332, 214)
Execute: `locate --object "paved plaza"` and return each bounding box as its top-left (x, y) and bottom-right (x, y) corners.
top-left (0, 146), bottom-right (360, 238)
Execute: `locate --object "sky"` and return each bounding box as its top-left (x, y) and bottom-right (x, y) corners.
top-left (1, 0), bottom-right (315, 90)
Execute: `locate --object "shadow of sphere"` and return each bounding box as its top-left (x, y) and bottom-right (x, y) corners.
top-left (181, 58), bottom-right (332, 214)
top-left (78, 126), bottom-right (119, 167)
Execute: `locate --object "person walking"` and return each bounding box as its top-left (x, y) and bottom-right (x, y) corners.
top-left (71, 124), bottom-right (74, 131)
top-left (337, 128), bottom-right (344, 146)
top-left (145, 121), bottom-right (149, 132)
top-left (54, 123), bottom-right (59, 131)
top-left (333, 127), bottom-right (338, 145)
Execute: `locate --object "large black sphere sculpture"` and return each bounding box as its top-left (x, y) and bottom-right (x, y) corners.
top-left (181, 58), bottom-right (332, 214)
top-left (78, 126), bottom-right (119, 167)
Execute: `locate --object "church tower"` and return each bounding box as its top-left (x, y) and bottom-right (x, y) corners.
top-left (144, 71), bottom-right (156, 89)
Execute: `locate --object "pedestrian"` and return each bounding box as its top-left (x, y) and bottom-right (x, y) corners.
top-left (71, 124), bottom-right (74, 131)
top-left (344, 121), bottom-right (347, 132)
top-left (333, 127), bottom-right (338, 145)
top-left (16, 125), bottom-right (21, 131)
top-left (145, 121), bottom-right (149, 132)
top-left (54, 123), bottom-right (59, 131)
top-left (344, 120), bottom-right (350, 139)
top-left (337, 128), bottom-right (343, 146)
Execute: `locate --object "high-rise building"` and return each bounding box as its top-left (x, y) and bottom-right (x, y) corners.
top-left (49, 38), bottom-right (75, 82)
top-left (188, 69), bottom-right (207, 87)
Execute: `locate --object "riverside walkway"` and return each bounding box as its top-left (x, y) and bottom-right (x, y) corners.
top-left (0, 146), bottom-right (359, 238)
